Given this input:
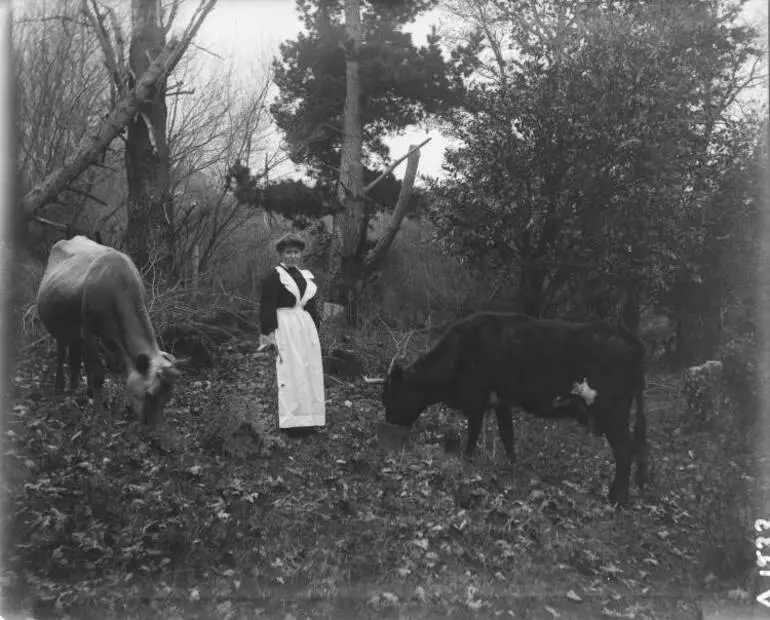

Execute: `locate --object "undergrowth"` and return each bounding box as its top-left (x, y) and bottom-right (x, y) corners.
top-left (2, 329), bottom-right (762, 619)
top-left (5, 229), bottom-right (763, 619)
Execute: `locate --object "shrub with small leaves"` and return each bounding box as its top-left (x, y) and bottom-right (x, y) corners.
top-left (696, 465), bottom-right (754, 580)
top-left (717, 332), bottom-right (764, 432)
top-left (682, 360), bottom-right (723, 429)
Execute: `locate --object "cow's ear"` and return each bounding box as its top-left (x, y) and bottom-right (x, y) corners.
top-left (135, 353), bottom-right (150, 374)
top-left (391, 364), bottom-right (403, 383)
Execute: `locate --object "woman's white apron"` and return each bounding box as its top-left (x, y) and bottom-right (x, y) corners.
top-left (274, 266), bottom-right (325, 428)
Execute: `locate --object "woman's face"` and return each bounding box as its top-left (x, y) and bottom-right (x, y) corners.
top-left (281, 247), bottom-right (303, 267)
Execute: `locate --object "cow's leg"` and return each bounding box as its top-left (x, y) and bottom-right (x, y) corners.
top-left (605, 424), bottom-right (633, 507)
top-left (68, 338), bottom-right (83, 393)
top-left (82, 332), bottom-right (106, 418)
top-left (493, 403), bottom-right (516, 464)
top-left (54, 341), bottom-right (66, 393)
top-left (464, 406), bottom-right (485, 461)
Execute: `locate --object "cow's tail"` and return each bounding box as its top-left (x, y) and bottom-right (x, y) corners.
top-left (632, 357), bottom-right (650, 488)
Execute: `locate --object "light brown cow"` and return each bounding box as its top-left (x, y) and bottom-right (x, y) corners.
top-left (36, 236), bottom-right (181, 424)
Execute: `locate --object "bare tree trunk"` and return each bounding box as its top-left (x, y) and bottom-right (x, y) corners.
top-left (322, 0), bottom-right (430, 325)
top-left (125, 0), bottom-right (172, 272)
top-left (326, 0), bottom-right (366, 324)
top-left (191, 242), bottom-right (200, 292)
top-left (20, 0), bottom-right (217, 219)
top-left (365, 144), bottom-right (421, 273)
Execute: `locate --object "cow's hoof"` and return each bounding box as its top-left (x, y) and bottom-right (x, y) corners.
top-left (608, 481), bottom-right (627, 503)
top-left (608, 490), bottom-right (630, 508)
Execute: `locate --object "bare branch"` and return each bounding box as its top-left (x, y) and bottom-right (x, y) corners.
top-left (188, 41), bottom-right (224, 59)
top-left (65, 184), bottom-right (109, 207)
top-left (82, 0), bottom-right (120, 88)
top-left (166, 88), bottom-right (196, 97)
top-left (364, 137), bottom-right (431, 195)
top-left (365, 144), bottom-right (421, 275)
top-left (104, 1), bottom-right (127, 81)
top-left (15, 15), bottom-right (89, 26)
top-left (21, 0), bottom-right (219, 217)
top-left (34, 215), bottom-right (69, 231)
top-left (162, 0), bottom-right (180, 35)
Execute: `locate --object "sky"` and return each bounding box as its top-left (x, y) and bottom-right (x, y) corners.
top-left (14, 0), bottom-right (769, 184)
top-left (175, 0), bottom-right (455, 183)
top-left (178, 0), bottom-right (769, 184)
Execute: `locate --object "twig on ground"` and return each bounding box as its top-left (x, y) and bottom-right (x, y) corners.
top-left (21, 336), bottom-right (49, 352)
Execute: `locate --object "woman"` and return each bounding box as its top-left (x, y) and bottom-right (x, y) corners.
top-left (260, 232), bottom-right (325, 437)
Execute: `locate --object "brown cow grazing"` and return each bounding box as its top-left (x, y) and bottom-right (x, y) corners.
top-left (46, 230), bottom-right (121, 390)
top-left (372, 312), bottom-right (649, 507)
top-left (36, 235), bottom-right (182, 425)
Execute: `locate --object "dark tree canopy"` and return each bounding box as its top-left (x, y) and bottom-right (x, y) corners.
top-left (271, 0), bottom-right (458, 183)
top-left (224, 163), bottom-right (424, 224)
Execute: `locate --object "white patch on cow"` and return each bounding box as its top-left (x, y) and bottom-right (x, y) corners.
top-left (571, 378), bottom-right (597, 405)
top-left (148, 351), bottom-right (177, 394)
top-left (125, 351), bottom-right (176, 402)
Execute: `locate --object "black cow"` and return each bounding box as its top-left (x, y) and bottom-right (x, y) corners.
top-left (378, 312), bottom-right (649, 506)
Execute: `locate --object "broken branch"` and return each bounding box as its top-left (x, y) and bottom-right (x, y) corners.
top-left (364, 137), bottom-right (431, 195)
top-left (20, 0), bottom-right (218, 217)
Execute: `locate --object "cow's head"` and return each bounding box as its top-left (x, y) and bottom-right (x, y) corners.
top-left (381, 363), bottom-right (425, 428)
top-left (125, 351), bottom-right (183, 425)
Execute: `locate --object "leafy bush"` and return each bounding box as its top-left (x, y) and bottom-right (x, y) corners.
top-left (695, 460), bottom-right (754, 581)
top-left (691, 331), bottom-right (761, 584)
top-left (717, 332), bottom-right (763, 433)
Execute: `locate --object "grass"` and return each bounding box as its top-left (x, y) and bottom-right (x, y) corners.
top-left (2, 329), bottom-right (764, 620)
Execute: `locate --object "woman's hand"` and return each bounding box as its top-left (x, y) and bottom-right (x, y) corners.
top-left (259, 333), bottom-right (276, 348)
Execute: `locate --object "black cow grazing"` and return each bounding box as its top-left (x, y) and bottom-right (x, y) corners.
top-left (376, 312), bottom-right (649, 506)
top-left (36, 235), bottom-right (183, 425)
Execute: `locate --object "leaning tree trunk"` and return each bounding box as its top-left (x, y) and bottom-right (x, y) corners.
top-left (124, 0), bottom-right (172, 273)
top-left (326, 0), bottom-right (367, 325)
top-left (20, 0), bottom-right (217, 223)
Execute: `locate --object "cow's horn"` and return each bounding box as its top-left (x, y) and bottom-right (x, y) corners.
top-left (364, 376), bottom-right (386, 384)
top-left (162, 365), bottom-right (182, 380)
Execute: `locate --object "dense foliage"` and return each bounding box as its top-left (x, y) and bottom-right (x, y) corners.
top-left (429, 0), bottom-right (764, 327)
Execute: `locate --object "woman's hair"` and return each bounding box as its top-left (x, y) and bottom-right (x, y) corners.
top-left (275, 232), bottom-right (306, 253)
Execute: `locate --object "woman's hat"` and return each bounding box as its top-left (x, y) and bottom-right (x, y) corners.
top-left (275, 232), bottom-right (306, 252)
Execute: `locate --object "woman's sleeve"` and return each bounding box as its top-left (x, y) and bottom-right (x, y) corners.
top-left (260, 270), bottom-right (279, 335)
top-left (305, 296), bottom-right (321, 330)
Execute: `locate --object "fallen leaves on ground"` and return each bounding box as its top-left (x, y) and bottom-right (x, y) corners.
top-left (0, 342), bottom-right (757, 619)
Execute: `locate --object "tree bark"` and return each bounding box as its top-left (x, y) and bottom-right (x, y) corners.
top-left (365, 144), bottom-right (421, 275)
top-left (124, 0), bottom-right (171, 272)
top-left (323, 0), bottom-right (432, 324)
top-left (326, 0), bottom-right (366, 322)
top-left (19, 0), bottom-right (217, 220)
